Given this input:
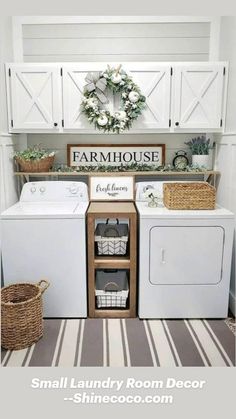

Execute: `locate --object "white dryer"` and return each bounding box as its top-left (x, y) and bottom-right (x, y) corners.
top-left (1, 181), bottom-right (89, 317)
top-left (136, 181), bottom-right (235, 318)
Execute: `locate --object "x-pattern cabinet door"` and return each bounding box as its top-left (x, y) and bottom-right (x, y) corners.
top-left (173, 64), bottom-right (225, 130)
top-left (62, 64), bottom-right (102, 130)
top-left (62, 63), bottom-right (171, 131)
top-left (7, 65), bottom-right (61, 131)
top-left (126, 64), bottom-right (171, 130)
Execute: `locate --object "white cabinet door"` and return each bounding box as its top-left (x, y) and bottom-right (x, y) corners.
top-left (173, 64), bottom-right (225, 130)
top-left (7, 65), bottom-right (61, 131)
top-left (62, 65), bottom-right (93, 130)
top-left (127, 64), bottom-right (171, 130)
top-left (149, 226), bottom-right (224, 285)
top-left (62, 63), bottom-right (171, 131)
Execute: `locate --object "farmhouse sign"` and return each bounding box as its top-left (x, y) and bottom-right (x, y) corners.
top-left (67, 144), bottom-right (165, 167)
top-left (90, 176), bottom-right (134, 201)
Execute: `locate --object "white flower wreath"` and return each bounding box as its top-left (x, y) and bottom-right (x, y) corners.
top-left (81, 65), bottom-right (146, 133)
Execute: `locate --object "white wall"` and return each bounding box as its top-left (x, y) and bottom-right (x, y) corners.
top-left (0, 16), bottom-right (19, 212)
top-left (215, 16), bottom-right (236, 316)
top-left (0, 16), bottom-right (16, 284)
top-left (22, 21), bottom-right (210, 62)
top-left (28, 133), bottom-right (202, 168)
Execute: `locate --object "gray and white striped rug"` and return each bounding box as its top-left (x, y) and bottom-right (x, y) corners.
top-left (1, 318), bottom-right (235, 367)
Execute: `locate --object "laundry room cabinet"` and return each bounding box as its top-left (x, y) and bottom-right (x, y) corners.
top-left (172, 64), bottom-right (226, 131)
top-left (87, 202), bottom-right (137, 318)
top-left (6, 62), bottom-right (228, 133)
top-left (6, 64), bottom-right (62, 132)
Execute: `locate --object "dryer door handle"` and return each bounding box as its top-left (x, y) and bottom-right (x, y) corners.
top-left (161, 248), bottom-right (166, 264)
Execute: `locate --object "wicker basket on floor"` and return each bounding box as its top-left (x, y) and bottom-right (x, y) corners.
top-left (1, 280), bottom-right (49, 350)
top-left (15, 156), bottom-right (55, 173)
top-left (163, 182), bottom-right (216, 210)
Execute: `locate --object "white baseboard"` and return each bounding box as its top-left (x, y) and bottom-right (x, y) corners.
top-left (229, 289), bottom-right (236, 317)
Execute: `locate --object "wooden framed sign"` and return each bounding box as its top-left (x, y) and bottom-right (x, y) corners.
top-left (89, 176), bottom-right (134, 201)
top-left (67, 144), bottom-right (165, 167)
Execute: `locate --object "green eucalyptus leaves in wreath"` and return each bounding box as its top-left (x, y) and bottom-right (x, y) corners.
top-left (81, 65), bottom-right (146, 133)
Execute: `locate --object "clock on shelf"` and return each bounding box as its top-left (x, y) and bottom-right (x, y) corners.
top-left (172, 150), bottom-right (189, 170)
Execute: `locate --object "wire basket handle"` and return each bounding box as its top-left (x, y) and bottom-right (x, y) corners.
top-left (37, 280), bottom-right (50, 294)
top-left (103, 226), bottom-right (120, 237)
top-left (106, 218), bottom-right (119, 224)
top-left (104, 282), bottom-right (120, 292)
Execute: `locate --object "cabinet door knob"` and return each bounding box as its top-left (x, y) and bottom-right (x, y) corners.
top-left (175, 122), bottom-right (179, 126)
top-left (54, 122), bottom-right (58, 127)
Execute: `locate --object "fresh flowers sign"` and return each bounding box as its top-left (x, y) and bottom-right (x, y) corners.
top-left (81, 65), bottom-right (146, 133)
top-left (90, 177), bottom-right (134, 201)
top-left (67, 144), bottom-right (165, 168)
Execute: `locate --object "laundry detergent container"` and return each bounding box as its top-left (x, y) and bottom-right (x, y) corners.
top-left (1, 280), bottom-right (49, 350)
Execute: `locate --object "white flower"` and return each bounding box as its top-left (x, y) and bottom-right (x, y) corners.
top-left (122, 93), bottom-right (127, 98)
top-left (97, 115), bottom-right (108, 126)
top-left (114, 111), bottom-right (127, 121)
top-left (111, 73), bottom-right (122, 84)
top-left (128, 91), bottom-right (140, 103)
top-left (86, 98), bottom-right (98, 108)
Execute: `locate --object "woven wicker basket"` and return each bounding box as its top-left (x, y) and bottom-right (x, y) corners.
top-left (163, 182), bottom-right (216, 210)
top-left (16, 156), bottom-right (55, 173)
top-left (1, 280), bottom-right (49, 350)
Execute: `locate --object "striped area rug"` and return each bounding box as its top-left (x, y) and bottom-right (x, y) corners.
top-left (1, 318), bottom-right (235, 367)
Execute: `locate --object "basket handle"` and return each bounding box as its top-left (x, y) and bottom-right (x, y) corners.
top-left (37, 280), bottom-right (50, 294)
top-left (106, 218), bottom-right (119, 225)
top-left (104, 282), bottom-right (120, 292)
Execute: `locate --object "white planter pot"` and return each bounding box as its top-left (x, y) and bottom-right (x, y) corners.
top-left (192, 154), bottom-right (211, 169)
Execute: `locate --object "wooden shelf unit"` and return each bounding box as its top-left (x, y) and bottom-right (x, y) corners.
top-left (15, 170), bottom-right (220, 179)
top-left (87, 201), bottom-right (137, 318)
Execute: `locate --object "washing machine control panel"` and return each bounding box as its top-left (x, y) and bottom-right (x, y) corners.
top-left (20, 181), bottom-right (88, 202)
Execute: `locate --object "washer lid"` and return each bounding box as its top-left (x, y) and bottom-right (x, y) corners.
top-left (136, 202), bottom-right (235, 219)
top-left (1, 201), bottom-right (88, 219)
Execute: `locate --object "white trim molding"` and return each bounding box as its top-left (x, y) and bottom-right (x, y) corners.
top-left (209, 17), bottom-right (221, 60)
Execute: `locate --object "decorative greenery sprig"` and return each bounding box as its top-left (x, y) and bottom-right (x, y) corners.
top-left (55, 163), bottom-right (208, 173)
top-left (81, 65), bottom-right (146, 134)
top-left (185, 136), bottom-right (212, 155)
top-left (14, 144), bottom-right (56, 161)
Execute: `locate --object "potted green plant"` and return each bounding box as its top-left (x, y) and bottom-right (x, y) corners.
top-left (14, 145), bottom-right (56, 173)
top-left (185, 136), bottom-right (212, 169)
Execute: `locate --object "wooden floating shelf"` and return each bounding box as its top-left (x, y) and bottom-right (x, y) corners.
top-left (94, 257), bottom-right (130, 269)
top-left (15, 170), bottom-right (220, 177)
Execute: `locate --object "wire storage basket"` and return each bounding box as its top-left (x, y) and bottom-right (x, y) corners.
top-left (95, 218), bottom-right (129, 256)
top-left (95, 270), bottom-right (129, 308)
top-left (163, 182), bottom-right (216, 210)
top-left (1, 280), bottom-right (50, 350)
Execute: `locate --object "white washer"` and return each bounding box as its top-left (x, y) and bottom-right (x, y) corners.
top-left (136, 181), bottom-right (235, 318)
top-left (1, 181), bottom-right (89, 318)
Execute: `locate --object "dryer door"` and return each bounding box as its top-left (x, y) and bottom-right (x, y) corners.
top-left (149, 226), bottom-right (224, 285)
